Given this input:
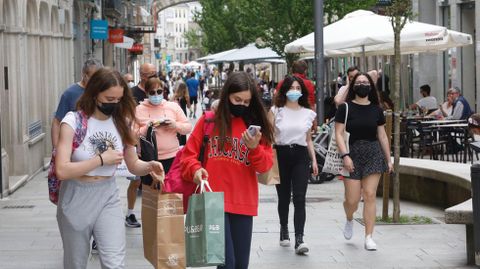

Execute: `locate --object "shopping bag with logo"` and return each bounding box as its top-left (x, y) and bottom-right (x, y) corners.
top-left (322, 102), bottom-right (350, 177)
top-left (142, 187), bottom-right (186, 269)
top-left (185, 180), bottom-right (225, 267)
top-left (47, 111), bottom-right (88, 205)
top-left (257, 148), bottom-right (279, 185)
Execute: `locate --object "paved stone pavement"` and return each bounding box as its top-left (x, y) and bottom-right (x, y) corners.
top-left (0, 168), bottom-right (475, 269)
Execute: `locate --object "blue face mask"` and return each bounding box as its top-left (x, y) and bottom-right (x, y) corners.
top-left (149, 94), bottom-right (163, 105)
top-left (286, 90), bottom-right (302, 102)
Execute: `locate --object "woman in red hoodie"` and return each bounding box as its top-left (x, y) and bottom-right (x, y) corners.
top-left (181, 71), bottom-right (274, 269)
top-left (135, 77), bottom-right (192, 172)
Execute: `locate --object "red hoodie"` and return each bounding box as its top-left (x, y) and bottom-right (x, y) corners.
top-left (180, 114), bottom-right (273, 216)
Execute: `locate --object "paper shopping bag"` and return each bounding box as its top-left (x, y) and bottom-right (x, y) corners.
top-left (257, 148), bottom-right (280, 185)
top-left (142, 187), bottom-right (186, 269)
top-left (185, 181), bottom-right (225, 267)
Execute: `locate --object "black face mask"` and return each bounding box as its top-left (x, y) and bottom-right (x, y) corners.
top-left (354, 84), bottom-right (371, 98)
top-left (229, 101), bottom-right (247, 117)
top-left (97, 102), bottom-right (119, 116)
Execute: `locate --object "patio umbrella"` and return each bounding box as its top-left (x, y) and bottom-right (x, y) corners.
top-left (284, 10), bottom-right (472, 56)
top-left (169, 61), bottom-right (184, 68)
top-left (196, 49), bottom-right (238, 62)
top-left (185, 61), bottom-right (203, 68)
top-left (209, 43), bottom-right (282, 64)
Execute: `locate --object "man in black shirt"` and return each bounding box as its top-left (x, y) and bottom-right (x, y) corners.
top-left (131, 63), bottom-right (157, 104)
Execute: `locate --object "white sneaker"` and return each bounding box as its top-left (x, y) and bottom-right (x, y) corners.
top-left (295, 242), bottom-right (309, 254)
top-left (343, 220), bottom-right (353, 240)
top-left (364, 234), bottom-right (377, 251)
top-left (294, 235), bottom-right (309, 255)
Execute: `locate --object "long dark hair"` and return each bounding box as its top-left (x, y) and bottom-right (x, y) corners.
top-left (76, 68), bottom-right (137, 146)
top-left (215, 71), bottom-right (274, 149)
top-left (346, 72), bottom-right (380, 105)
top-left (274, 75), bottom-right (310, 108)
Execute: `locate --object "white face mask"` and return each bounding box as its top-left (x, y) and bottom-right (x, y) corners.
top-left (127, 82), bottom-right (135, 88)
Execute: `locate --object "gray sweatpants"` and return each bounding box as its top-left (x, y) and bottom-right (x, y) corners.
top-left (57, 177), bottom-right (125, 269)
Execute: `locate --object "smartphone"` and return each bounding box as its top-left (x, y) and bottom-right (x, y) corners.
top-left (155, 118), bottom-right (169, 126)
top-left (240, 125), bottom-right (261, 144)
top-left (160, 119), bottom-right (170, 126)
top-left (247, 125), bottom-right (261, 136)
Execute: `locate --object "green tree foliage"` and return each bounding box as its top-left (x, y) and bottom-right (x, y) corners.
top-left (257, 0), bottom-right (377, 68)
top-left (194, 0), bottom-right (264, 53)
top-left (183, 29), bottom-right (206, 54)
top-left (195, 0), bottom-right (377, 66)
top-left (324, 0), bottom-right (379, 24)
top-left (252, 0), bottom-right (314, 68)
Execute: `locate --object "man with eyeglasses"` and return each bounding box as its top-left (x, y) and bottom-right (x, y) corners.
top-left (131, 63), bottom-right (157, 105)
top-left (444, 87), bottom-right (473, 120)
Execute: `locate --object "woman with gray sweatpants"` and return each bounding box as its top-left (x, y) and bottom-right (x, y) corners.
top-left (55, 68), bottom-right (165, 269)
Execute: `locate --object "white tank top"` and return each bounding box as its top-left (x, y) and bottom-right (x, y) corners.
top-left (271, 106), bottom-right (316, 146)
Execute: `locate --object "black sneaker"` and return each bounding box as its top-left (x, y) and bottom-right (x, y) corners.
top-left (91, 240), bottom-right (98, 255)
top-left (125, 214), bottom-right (141, 228)
top-left (279, 226), bottom-right (290, 247)
top-left (294, 234), bottom-right (309, 255)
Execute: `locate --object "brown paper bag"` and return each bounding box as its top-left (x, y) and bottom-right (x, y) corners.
top-left (142, 186), bottom-right (186, 269)
top-left (257, 148), bottom-right (280, 185)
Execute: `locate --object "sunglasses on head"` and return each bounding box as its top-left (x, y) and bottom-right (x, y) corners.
top-left (149, 89), bottom-right (163, 95)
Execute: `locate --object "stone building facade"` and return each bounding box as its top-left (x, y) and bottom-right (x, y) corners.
top-left (0, 0), bottom-right (77, 196)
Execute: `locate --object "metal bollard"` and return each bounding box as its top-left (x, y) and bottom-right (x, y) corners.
top-left (471, 163), bottom-right (480, 265)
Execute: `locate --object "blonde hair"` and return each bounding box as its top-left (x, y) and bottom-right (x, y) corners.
top-left (175, 82), bottom-right (190, 101)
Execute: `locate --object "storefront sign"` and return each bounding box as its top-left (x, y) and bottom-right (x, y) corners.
top-left (129, 43), bottom-right (144, 55)
top-left (90, 20), bottom-right (108, 40)
top-left (108, 29), bottom-right (124, 43)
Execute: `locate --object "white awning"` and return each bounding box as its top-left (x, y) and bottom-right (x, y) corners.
top-left (114, 36), bottom-right (135, 49)
top-left (209, 43), bottom-right (282, 64)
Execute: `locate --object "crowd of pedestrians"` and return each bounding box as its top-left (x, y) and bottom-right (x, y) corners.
top-left (50, 58), bottom-right (399, 269)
